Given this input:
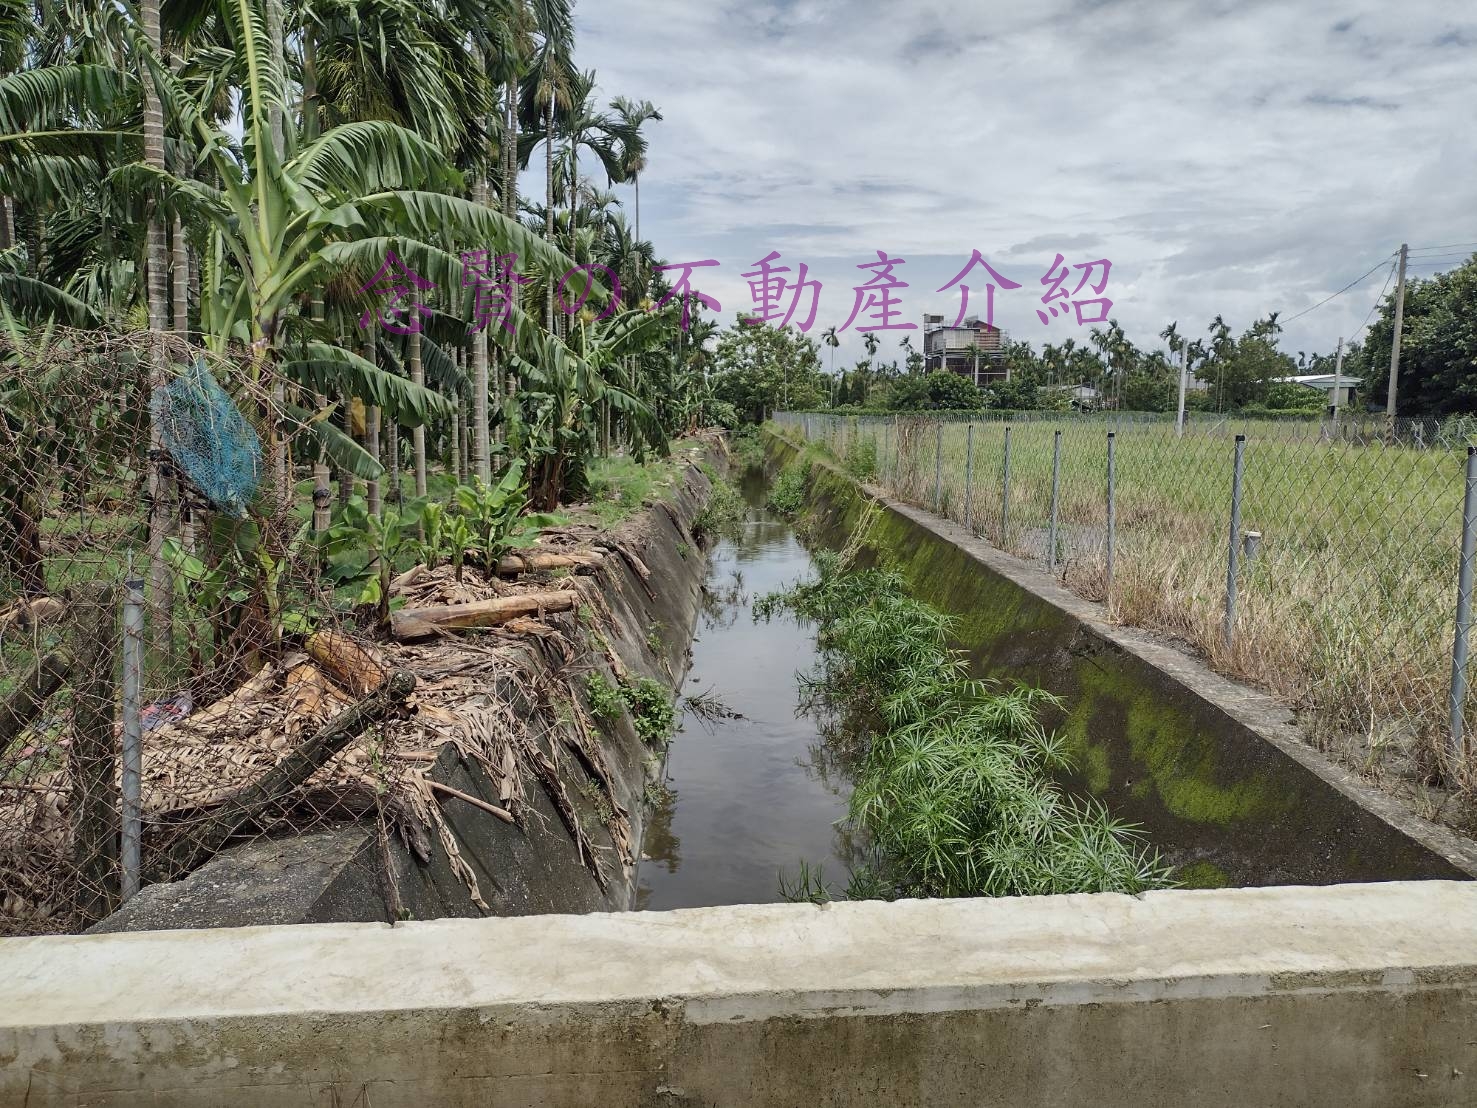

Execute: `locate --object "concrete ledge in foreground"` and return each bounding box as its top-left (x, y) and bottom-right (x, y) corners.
top-left (3, 882), bottom-right (1476, 1107)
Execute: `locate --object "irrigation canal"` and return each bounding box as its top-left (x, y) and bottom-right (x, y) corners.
top-left (637, 474), bottom-right (854, 908)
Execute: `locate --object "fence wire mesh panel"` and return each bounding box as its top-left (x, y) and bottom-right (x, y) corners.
top-left (0, 331), bottom-right (402, 935)
top-left (774, 410), bottom-right (1477, 793)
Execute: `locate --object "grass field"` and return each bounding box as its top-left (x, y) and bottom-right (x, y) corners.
top-left (779, 412), bottom-right (1475, 796)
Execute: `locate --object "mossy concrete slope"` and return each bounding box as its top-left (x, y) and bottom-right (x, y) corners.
top-left (764, 430), bottom-right (1477, 887)
top-left (4, 882), bottom-right (1477, 1107)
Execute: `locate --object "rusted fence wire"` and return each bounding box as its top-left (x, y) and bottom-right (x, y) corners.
top-left (0, 330), bottom-right (403, 934)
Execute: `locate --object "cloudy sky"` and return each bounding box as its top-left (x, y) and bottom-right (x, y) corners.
top-left (573, 0), bottom-right (1477, 367)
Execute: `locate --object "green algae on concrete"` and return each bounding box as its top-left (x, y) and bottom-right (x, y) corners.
top-left (1063, 652), bottom-right (1298, 829)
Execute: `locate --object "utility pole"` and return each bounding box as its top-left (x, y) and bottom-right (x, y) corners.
top-left (1175, 345), bottom-right (1189, 438)
top-left (1386, 243), bottom-right (1408, 440)
top-left (1330, 336), bottom-right (1344, 434)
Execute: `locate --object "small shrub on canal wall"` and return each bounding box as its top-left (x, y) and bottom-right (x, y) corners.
top-left (585, 672), bottom-right (677, 746)
top-left (585, 673), bottom-right (626, 723)
top-left (843, 438), bottom-right (878, 481)
top-left (758, 552), bottom-right (1173, 899)
top-left (694, 463), bottom-right (746, 541)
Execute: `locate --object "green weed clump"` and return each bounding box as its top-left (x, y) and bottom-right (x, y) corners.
top-left (759, 552), bottom-right (1173, 899)
top-left (623, 676), bottom-right (677, 745)
top-left (766, 464), bottom-right (809, 516)
top-left (843, 438), bottom-right (878, 481)
top-left (585, 673), bottom-right (626, 723)
top-left (729, 428), bottom-right (767, 471)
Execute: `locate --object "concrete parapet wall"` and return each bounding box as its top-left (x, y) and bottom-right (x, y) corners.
top-left (3, 882), bottom-right (1476, 1106)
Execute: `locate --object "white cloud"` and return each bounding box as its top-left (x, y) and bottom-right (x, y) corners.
top-left (575, 0), bottom-right (1477, 364)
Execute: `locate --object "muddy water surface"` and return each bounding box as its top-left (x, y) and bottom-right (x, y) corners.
top-left (636, 488), bottom-right (855, 909)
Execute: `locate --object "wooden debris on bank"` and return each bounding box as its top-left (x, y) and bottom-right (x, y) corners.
top-left (0, 648), bottom-right (72, 752)
top-left (494, 550), bottom-right (602, 576)
top-left (146, 672), bottom-right (417, 880)
top-left (0, 595), bottom-right (65, 638)
top-left (305, 628), bottom-right (387, 696)
top-left (390, 563), bottom-right (505, 607)
top-left (391, 590), bottom-right (580, 642)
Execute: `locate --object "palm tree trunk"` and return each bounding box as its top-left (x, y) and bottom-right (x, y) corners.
top-left (503, 81), bottom-right (519, 219)
top-left (366, 405), bottom-right (381, 517)
top-left (460, 383), bottom-right (472, 484)
top-left (25, 215), bottom-right (41, 275)
top-left (545, 97), bottom-right (555, 332)
top-left (337, 399), bottom-right (354, 508)
top-left (448, 395), bottom-right (461, 481)
top-left (171, 217), bottom-right (195, 552)
top-left (387, 418), bottom-right (399, 504)
top-left (569, 142), bottom-right (578, 258)
top-left (470, 178), bottom-right (491, 484)
top-left (409, 331), bottom-right (427, 496)
top-left (259, 0), bottom-right (289, 498)
top-left (264, 0), bottom-right (286, 156)
top-left (171, 217), bottom-right (188, 333)
top-left (301, 27), bottom-right (333, 531)
top-left (141, 0), bottom-right (173, 657)
top-left (503, 79), bottom-right (520, 422)
top-left (0, 197), bottom-right (12, 250)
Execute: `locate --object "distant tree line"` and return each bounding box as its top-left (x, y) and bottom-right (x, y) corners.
top-left (708, 253), bottom-right (1477, 420)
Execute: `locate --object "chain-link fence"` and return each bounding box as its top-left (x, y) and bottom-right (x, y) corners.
top-left (1, 328), bottom-right (668, 936)
top-left (0, 330), bottom-right (359, 933)
top-left (776, 409), bottom-right (1477, 795)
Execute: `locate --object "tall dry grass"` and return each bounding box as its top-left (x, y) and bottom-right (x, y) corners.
top-left (786, 412), bottom-right (1473, 794)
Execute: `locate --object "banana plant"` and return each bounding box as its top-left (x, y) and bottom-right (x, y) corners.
top-left (453, 458), bottom-right (558, 566)
top-left (509, 305), bottom-right (671, 508)
top-left (319, 494), bottom-right (429, 630)
top-left (0, 0), bottom-right (591, 479)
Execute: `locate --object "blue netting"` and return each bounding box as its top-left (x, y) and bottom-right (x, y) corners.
top-left (151, 359), bottom-right (262, 518)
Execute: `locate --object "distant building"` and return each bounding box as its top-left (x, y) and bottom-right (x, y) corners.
top-left (923, 314), bottom-right (1008, 385)
top-left (1063, 384), bottom-right (1102, 409)
top-left (1277, 374), bottom-right (1361, 408)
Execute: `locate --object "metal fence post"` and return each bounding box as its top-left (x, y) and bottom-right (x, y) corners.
top-left (1001, 425), bottom-right (1013, 548)
top-left (1048, 429), bottom-right (1062, 574)
top-left (120, 574), bottom-right (145, 901)
top-left (1224, 434), bottom-right (1247, 652)
top-left (933, 421), bottom-right (943, 513)
top-left (886, 413), bottom-right (898, 493)
top-left (1448, 447), bottom-right (1477, 766)
top-left (1105, 431), bottom-right (1116, 601)
top-left (963, 424), bottom-right (975, 533)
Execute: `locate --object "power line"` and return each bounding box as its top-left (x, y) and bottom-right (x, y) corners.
top-left (1279, 253), bottom-right (1397, 324)
top-left (1408, 241), bottom-right (1477, 254)
top-left (1356, 259), bottom-right (1398, 336)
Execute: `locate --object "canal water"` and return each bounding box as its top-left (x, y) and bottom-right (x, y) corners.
top-left (636, 482), bottom-right (855, 909)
